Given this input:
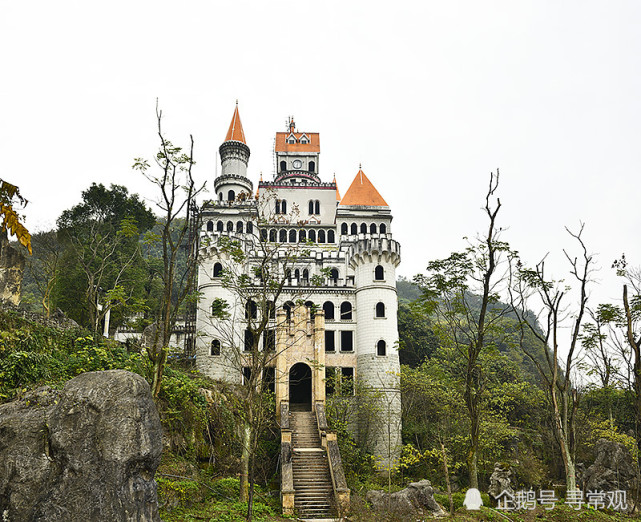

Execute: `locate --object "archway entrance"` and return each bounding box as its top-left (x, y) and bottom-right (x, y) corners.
top-left (289, 363), bottom-right (312, 411)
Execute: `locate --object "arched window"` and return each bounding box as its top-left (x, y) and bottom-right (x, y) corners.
top-left (289, 230), bottom-right (297, 242)
top-left (266, 300), bottom-right (276, 319)
top-left (286, 269), bottom-right (292, 282)
top-left (213, 263), bottom-right (223, 277)
top-left (376, 302), bottom-right (386, 318)
top-left (217, 221), bottom-right (224, 232)
top-left (236, 221), bottom-right (244, 233)
top-left (282, 200), bottom-right (287, 214)
top-left (318, 230), bottom-right (326, 243)
top-left (370, 223), bottom-right (377, 234)
top-left (206, 220), bottom-right (214, 232)
top-left (380, 223), bottom-right (387, 234)
top-left (279, 229), bottom-right (287, 242)
top-left (245, 300), bottom-right (258, 319)
top-left (299, 230), bottom-right (306, 242)
top-left (211, 339), bottom-right (221, 356)
top-left (294, 269), bottom-right (300, 280)
top-left (280, 160), bottom-right (286, 172)
top-left (308, 230), bottom-right (316, 242)
top-left (377, 340), bottom-right (386, 356)
top-left (315, 200), bottom-right (320, 214)
top-left (247, 222), bottom-right (253, 234)
top-left (350, 223), bottom-right (358, 235)
top-left (341, 223), bottom-right (348, 235)
top-left (275, 200), bottom-right (281, 214)
top-left (340, 302), bottom-right (352, 320)
top-left (226, 221), bottom-right (233, 232)
top-left (329, 268), bottom-right (339, 282)
top-left (374, 265), bottom-right (384, 280)
top-left (360, 223), bottom-right (367, 234)
top-left (269, 229), bottom-right (276, 242)
top-left (309, 161), bottom-right (315, 173)
top-left (323, 301), bottom-right (335, 320)
top-left (218, 192), bottom-right (223, 201)
top-left (309, 200), bottom-right (314, 215)
top-left (305, 300), bottom-right (316, 318)
top-left (302, 269), bottom-right (309, 282)
top-left (228, 190), bottom-right (235, 201)
top-left (283, 301), bottom-right (295, 322)
top-left (328, 230), bottom-right (335, 243)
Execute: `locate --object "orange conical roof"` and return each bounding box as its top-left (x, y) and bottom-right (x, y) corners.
top-left (339, 168), bottom-right (388, 206)
top-left (333, 174), bottom-right (341, 201)
top-left (224, 102), bottom-right (246, 143)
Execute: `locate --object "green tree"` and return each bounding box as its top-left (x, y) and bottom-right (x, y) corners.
top-left (54, 183), bottom-right (155, 332)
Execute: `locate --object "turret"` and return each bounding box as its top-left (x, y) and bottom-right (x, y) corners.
top-left (215, 103), bottom-right (253, 201)
top-left (342, 168), bottom-right (402, 469)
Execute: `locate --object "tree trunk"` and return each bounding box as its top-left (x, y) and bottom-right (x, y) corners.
top-left (440, 440), bottom-right (454, 516)
top-left (465, 364), bottom-right (480, 489)
top-left (239, 423), bottom-right (251, 503)
top-left (151, 348), bottom-right (166, 398)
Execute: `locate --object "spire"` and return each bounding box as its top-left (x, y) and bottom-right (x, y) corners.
top-left (224, 102), bottom-right (246, 143)
top-left (339, 168), bottom-right (388, 206)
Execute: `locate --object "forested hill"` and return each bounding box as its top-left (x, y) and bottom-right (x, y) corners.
top-left (396, 276), bottom-right (548, 385)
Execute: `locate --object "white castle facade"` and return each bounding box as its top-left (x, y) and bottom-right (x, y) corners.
top-left (195, 105), bottom-right (401, 463)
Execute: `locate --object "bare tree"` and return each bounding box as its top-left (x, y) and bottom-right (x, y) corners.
top-left (414, 170), bottom-right (512, 488)
top-left (510, 224), bottom-right (593, 492)
top-left (133, 102), bottom-right (205, 397)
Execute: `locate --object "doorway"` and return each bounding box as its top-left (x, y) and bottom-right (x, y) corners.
top-left (289, 363), bottom-right (312, 411)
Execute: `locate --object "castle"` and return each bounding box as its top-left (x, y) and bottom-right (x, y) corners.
top-left (195, 104), bottom-right (401, 464)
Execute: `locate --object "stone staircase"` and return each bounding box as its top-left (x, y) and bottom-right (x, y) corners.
top-left (290, 409), bottom-right (336, 519)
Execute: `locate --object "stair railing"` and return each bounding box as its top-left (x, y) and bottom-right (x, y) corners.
top-left (315, 401), bottom-right (350, 517)
top-left (279, 401), bottom-right (295, 516)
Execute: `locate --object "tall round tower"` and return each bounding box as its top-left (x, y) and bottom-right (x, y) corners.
top-left (349, 236), bottom-right (402, 469)
top-left (215, 103), bottom-right (253, 202)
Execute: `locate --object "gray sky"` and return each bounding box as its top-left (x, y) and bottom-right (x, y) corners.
top-left (2, 0), bottom-right (639, 307)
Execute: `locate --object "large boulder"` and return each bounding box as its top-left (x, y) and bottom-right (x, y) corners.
top-left (0, 370), bottom-right (163, 521)
top-left (582, 438), bottom-right (639, 495)
top-left (488, 462), bottom-right (515, 500)
top-left (367, 479), bottom-right (445, 517)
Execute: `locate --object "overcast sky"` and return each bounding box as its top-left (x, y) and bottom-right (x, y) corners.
top-left (2, 0), bottom-right (639, 308)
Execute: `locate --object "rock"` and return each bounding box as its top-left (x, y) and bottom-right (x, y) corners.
top-left (582, 438), bottom-right (639, 495)
top-left (366, 479), bottom-right (445, 517)
top-left (488, 462), bottom-right (515, 499)
top-left (0, 230), bottom-right (25, 306)
top-left (0, 370), bottom-right (163, 521)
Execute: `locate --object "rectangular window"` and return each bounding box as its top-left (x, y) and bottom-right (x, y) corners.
top-left (340, 330), bottom-right (353, 352)
top-left (326, 367), bottom-right (336, 395)
top-left (242, 367), bottom-right (252, 385)
top-left (325, 330), bottom-right (335, 352)
top-left (264, 329), bottom-right (275, 351)
top-left (263, 367), bottom-right (275, 393)
top-left (341, 367), bottom-right (354, 396)
top-left (244, 329), bottom-right (255, 352)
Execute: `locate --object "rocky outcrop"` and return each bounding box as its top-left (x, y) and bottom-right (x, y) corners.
top-left (582, 438), bottom-right (639, 495)
top-left (488, 462), bottom-right (515, 499)
top-left (0, 370), bottom-right (163, 521)
top-left (0, 230), bottom-right (25, 306)
top-left (367, 479), bottom-right (445, 517)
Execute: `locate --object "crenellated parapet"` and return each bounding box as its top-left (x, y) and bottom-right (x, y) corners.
top-left (346, 237), bottom-right (401, 269)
